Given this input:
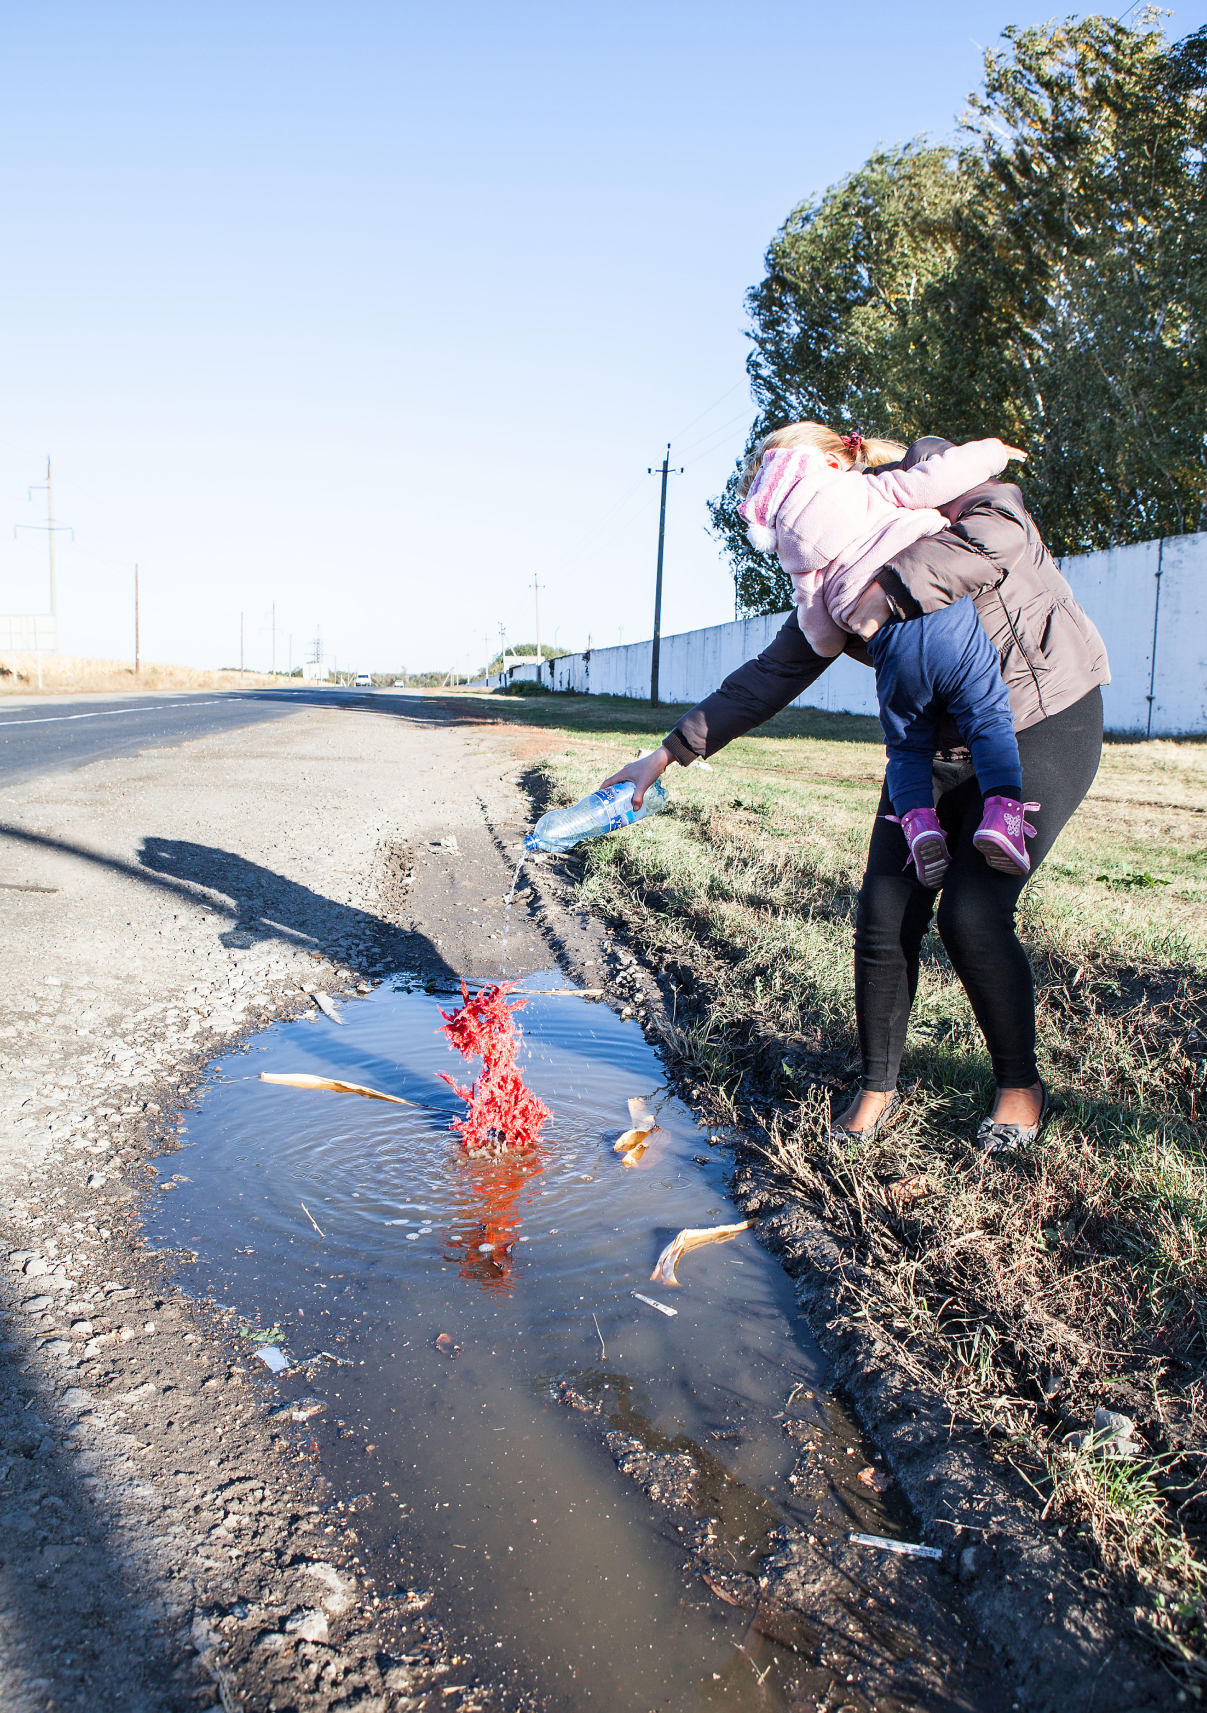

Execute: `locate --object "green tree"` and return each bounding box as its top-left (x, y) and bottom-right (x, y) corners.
top-left (715, 12), bottom-right (1207, 614)
top-left (969, 12), bottom-right (1207, 549)
top-left (485, 642), bottom-right (567, 674)
top-left (709, 141), bottom-right (979, 613)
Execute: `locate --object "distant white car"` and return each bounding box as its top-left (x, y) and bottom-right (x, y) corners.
top-left (354, 673), bottom-right (372, 688)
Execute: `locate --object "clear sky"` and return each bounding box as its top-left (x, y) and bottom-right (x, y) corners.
top-left (2, 1), bottom-right (1204, 676)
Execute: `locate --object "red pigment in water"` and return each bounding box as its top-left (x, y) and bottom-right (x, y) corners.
top-left (438, 980), bottom-right (552, 1150)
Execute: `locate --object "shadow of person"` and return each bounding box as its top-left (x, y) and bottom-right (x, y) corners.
top-left (137, 835), bottom-right (456, 979)
top-left (0, 818), bottom-right (463, 982)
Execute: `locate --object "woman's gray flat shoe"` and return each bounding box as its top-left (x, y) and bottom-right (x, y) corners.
top-left (974, 1083), bottom-right (1061, 1156)
top-left (828, 1090), bottom-right (901, 1149)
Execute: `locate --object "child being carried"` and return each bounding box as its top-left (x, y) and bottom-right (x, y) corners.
top-left (738, 422), bottom-right (1037, 885)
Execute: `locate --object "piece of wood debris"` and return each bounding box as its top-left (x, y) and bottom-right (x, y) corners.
top-left (261, 1072), bottom-right (414, 1104)
top-left (650, 1221), bottom-right (751, 1286)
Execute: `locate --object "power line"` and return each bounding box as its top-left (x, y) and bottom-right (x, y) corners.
top-left (678, 406), bottom-right (759, 465)
top-left (667, 379), bottom-right (746, 444)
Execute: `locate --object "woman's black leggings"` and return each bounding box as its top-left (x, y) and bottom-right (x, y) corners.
top-left (854, 687), bottom-right (1103, 1092)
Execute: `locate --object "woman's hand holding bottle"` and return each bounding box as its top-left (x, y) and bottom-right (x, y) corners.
top-left (601, 744), bottom-right (673, 809)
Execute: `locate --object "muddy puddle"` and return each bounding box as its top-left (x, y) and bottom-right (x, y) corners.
top-left (148, 975), bottom-right (933, 1710)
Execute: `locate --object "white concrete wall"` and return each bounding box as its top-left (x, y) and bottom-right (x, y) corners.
top-left (515, 615), bottom-right (880, 719)
top-left (1059, 531), bottom-right (1207, 736)
top-left (489, 531), bottom-right (1207, 736)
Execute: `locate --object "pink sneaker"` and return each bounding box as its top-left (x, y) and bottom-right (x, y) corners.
top-left (973, 797), bottom-right (1040, 875)
top-left (893, 807), bottom-right (951, 888)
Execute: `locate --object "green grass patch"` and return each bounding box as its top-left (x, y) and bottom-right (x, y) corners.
top-left (448, 685), bottom-right (1207, 1675)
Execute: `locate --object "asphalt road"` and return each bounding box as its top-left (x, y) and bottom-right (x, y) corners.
top-left (0, 687), bottom-right (411, 785)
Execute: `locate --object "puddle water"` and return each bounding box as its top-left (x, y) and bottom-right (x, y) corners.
top-left (150, 976), bottom-right (872, 1708)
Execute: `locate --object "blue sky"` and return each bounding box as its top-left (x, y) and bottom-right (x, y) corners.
top-left (2, 2), bottom-right (1204, 676)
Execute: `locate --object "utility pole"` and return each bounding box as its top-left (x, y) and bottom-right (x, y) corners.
top-left (47, 460), bottom-right (57, 621)
top-left (134, 566), bottom-right (140, 675)
top-left (647, 444), bottom-right (682, 706)
top-left (16, 458), bottom-right (73, 637)
top-left (531, 573), bottom-right (542, 664)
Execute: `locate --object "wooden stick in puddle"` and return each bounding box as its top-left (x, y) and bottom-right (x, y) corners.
top-left (260, 1072), bottom-right (416, 1105)
top-left (650, 1221), bottom-right (752, 1286)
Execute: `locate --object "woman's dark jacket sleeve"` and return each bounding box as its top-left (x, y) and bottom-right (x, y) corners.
top-left (663, 618), bottom-right (870, 763)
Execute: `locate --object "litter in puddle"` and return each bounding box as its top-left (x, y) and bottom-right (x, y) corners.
top-left (435, 1332), bottom-right (461, 1357)
top-left (614, 1096), bottom-right (658, 1166)
top-left (650, 1220), bottom-right (752, 1286)
top-left (849, 1533), bottom-right (941, 1559)
top-left (631, 1291), bottom-right (677, 1318)
top-left (261, 1072), bottom-right (415, 1104)
top-left (303, 989), bottom-right (345, 1025)
top-left (270, 1397), bottom-right (326, 1421)
top-left (255, 1346), bottom-right (290, 1374)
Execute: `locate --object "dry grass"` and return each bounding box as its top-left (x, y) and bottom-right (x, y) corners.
top-left (0, 653), bottom-right (293, 697)
top-left (503, 691), bottom-right (1207, 1681)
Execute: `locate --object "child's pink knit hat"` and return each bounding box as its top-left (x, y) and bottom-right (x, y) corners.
top-left (738, 446), bottom-right (828, 553)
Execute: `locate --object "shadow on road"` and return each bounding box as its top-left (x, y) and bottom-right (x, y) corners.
top-left (0, 822), bottom-right (459, 984)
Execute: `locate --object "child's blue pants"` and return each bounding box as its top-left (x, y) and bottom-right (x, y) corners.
top-left (867, 596), bottom-right (1023, 815)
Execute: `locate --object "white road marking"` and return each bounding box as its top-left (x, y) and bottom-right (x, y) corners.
top-left (0, 692), bottom-right (354, 730)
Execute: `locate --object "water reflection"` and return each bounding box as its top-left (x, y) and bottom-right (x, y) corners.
top-left (443, 1145), bottom-right (545, 1290)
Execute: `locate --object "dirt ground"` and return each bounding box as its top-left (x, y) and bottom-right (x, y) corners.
top-left (0, 693), bottom-right (584, 1712)
top-left (0, 689), bottom-right (1181, 1712)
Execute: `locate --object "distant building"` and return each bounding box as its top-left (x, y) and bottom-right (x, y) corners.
top-left (1, 615), bottom-right (57, 655)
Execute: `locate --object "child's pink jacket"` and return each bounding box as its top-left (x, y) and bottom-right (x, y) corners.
top-left (739, 439), bottom-right (1014, 656)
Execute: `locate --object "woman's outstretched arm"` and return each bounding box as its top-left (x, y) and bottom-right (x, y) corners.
top-left (603, 613), bottom-right (850, 805)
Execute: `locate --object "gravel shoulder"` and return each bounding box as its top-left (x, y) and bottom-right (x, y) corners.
top-left (0, 695), bottom-right (575, 1712)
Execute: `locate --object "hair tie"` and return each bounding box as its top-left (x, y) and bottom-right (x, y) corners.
top-left (841, 432), bottom-right (864, 457)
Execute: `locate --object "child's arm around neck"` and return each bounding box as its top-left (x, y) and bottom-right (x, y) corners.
top-left (865, 438), bottom-right (1026, 512)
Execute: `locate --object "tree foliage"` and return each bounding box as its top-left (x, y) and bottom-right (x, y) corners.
top-left (713, 12), bottom-right (1207, 615)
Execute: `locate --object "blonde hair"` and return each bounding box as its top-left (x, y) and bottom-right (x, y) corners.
top-left (738, 421), bottom-right (907, 497)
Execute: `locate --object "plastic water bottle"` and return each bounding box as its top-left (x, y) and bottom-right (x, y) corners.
top-left (524, 779), bottom-right (669, 854)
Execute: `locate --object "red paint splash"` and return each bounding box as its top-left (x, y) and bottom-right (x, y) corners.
top-left (438, 980), bottom-right (552, 1151)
